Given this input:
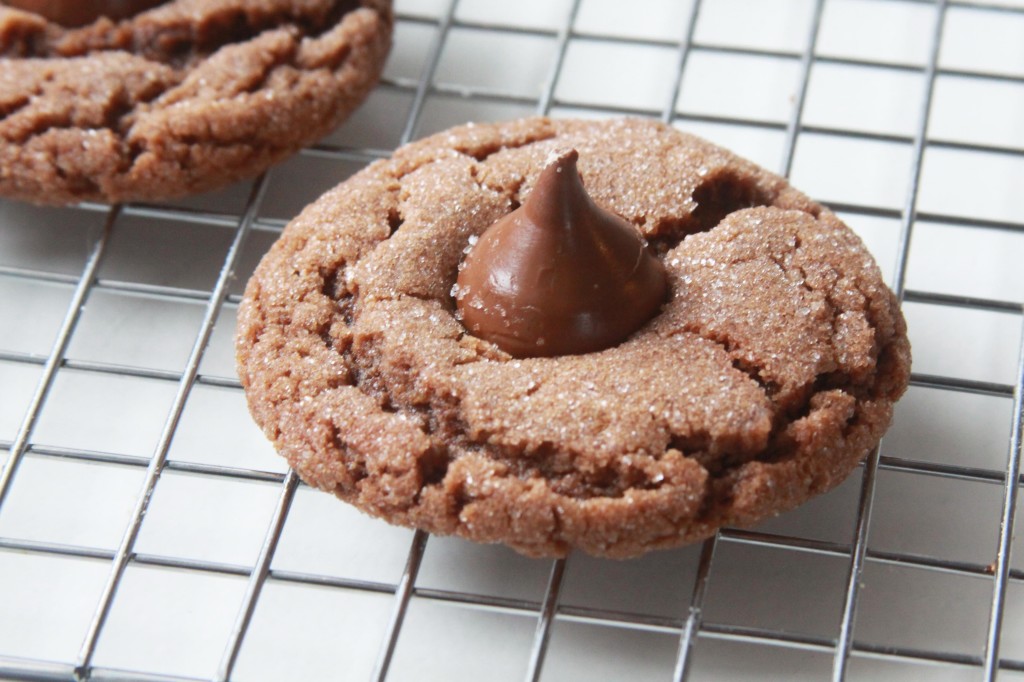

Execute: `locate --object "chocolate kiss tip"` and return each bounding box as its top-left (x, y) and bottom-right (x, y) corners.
top-left (548, 148), bottom-right (579, 167)
top-left (455, 149), bottom-right (668, 358)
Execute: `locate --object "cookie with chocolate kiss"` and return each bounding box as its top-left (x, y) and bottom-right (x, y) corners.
top-left (236, 117), bottom-right (911, 559)
top-left (0, 0), bottom-right (392, 205)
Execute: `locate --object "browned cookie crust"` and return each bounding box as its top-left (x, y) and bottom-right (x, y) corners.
top-left (0, 0), bottom-right (392, 205)
top-left (236, 118), bottom-right (911, 558)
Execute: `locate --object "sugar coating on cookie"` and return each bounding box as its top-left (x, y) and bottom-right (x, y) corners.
top-left (0, 0), bottom-right (392, 205)
top-left (236, 117), bottom-right (911, 558)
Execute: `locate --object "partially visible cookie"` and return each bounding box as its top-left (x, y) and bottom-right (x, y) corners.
top-left (236, 117), bottom-right (911, 559)
top-left (0, 0), bottom-right (392, 205)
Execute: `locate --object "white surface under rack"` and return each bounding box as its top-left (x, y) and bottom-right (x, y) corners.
top-left (2, 0), bottom-right (1024, 680)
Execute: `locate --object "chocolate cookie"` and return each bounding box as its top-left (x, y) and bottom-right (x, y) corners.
top-left (0, 0), bottom-right (392, 205)
top-left (236, 117), bottom-right (911, 558)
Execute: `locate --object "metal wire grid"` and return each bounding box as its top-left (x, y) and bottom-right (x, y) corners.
top-left (0, 0), bottom-right (1022, 679)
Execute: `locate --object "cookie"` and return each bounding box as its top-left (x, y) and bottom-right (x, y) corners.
top-left (236, 117), bottom-right (911, 559)
top-left (0, 0), bottom-right (392, 205)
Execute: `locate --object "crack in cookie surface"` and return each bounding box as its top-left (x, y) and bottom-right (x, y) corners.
top-left (236, 117), bottom-right (911, 558)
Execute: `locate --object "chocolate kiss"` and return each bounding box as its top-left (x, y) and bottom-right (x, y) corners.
top-left (456, 149), bottom-right (667, 358)
top-left (3, 0), bottom-right (165, 26)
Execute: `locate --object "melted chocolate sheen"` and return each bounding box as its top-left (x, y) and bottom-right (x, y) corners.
top-left (3, 0), bottom-right (165, 26)
top-left (456, 149), bottom-right (667, 358)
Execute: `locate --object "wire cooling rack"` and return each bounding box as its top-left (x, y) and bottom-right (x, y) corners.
top-left (2, 0), bottom-right (1024, 680)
